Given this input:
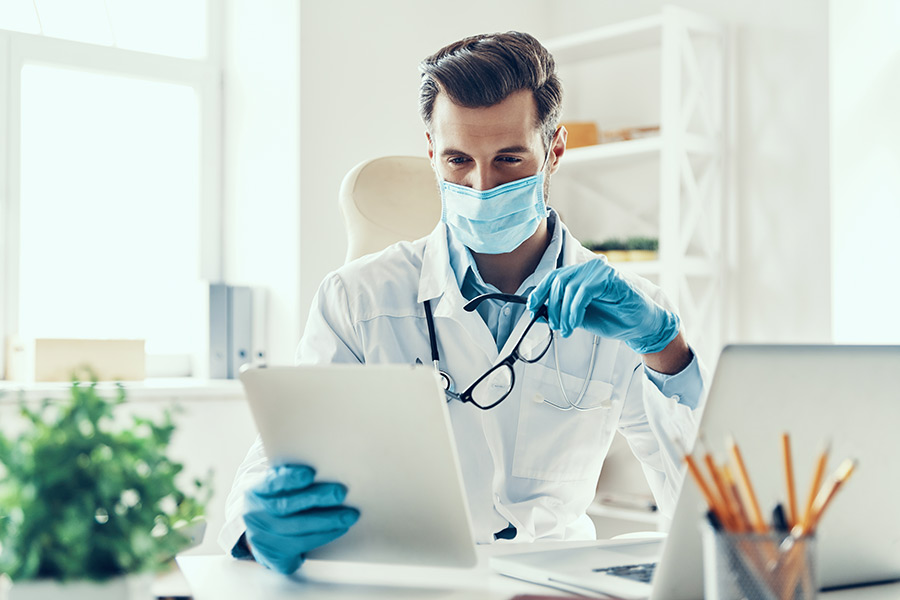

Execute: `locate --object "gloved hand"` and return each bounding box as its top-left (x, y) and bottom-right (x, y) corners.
top-left (243, 464), bottom-right (360, 574)
top-left (527, 257), bottom-right (680, 355)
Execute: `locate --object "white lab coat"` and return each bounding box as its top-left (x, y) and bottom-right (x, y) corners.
top-left (219, 219), bottom-right (706, 554)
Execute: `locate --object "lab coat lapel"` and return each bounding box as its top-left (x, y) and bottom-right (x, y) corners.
top-left (418, 224), bottom-right (499, 363)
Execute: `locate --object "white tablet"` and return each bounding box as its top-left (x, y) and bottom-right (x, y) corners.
top-left (239, 364), bottom-right (478, 568)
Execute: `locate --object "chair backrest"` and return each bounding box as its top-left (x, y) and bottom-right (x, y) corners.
top-left (339, 155), bottom-right (442, 263)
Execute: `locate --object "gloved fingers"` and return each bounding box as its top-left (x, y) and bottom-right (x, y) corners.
top-left (565, 284), bottom-right (594, 338)
top-left (247, 482), bottom-right (349, 516)
top-left (253, 464), bottom-right (317, 497)
top-left (528, 275), bottom-right (553, 315)
top-left (247, 525), bottom-right (355, 574)
top-left (245, 506), bottom-right (360, 537)
top-left (546, 272), bottom-right (572, 332)
top-left (558, 267), bottom-right (592, 337)
top-left (289, 527), bottom-right (355, 555)
top-left (255, 526), bottom-right (353, 560)
top-left (248, 538), bottom-right (305, 575)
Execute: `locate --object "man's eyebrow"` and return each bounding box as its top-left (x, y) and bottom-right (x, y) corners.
top-left (496, 145), bottom-right (530, 154)
top-left (441, 148), bottom-right (470, 157)
top-left (441, 145), bottom-right (531, 157)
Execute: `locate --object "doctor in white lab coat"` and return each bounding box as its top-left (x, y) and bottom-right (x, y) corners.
top-left (220, 31), bottom-right (707, 575)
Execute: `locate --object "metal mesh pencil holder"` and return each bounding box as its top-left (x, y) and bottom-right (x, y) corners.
top-left (702, 525), bottom-right (817, 600)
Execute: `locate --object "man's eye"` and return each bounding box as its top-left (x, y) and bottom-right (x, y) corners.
top-left (497, 156), bottom-right (522, 163)
top-left (448, 157), bottom-right (469, 165)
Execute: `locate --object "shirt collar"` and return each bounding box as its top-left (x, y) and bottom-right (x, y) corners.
top-left (446, 208), bottom-right (565, 298)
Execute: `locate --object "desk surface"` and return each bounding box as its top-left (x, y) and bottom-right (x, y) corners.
top-left (170, 544), bottom-right (900, 600)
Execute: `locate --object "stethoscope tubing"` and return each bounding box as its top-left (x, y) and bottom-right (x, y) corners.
top-left (422, 298), bottom-right (603, 410)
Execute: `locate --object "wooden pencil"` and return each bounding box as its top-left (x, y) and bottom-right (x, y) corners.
top-left (728, 437), bottom-right (767, 534)
top-left (704, 452), bottom-right (736, 531)
top-left (684, 453), bottom-right (729, 526)
top-left (800, 442), bottom-right (831, 530)
top-left (805, 459), bottom-right (857, 533)
top-left (722, 465), bottom-right (751, 533)
top-left (782, 432), bottom-right (798, 528)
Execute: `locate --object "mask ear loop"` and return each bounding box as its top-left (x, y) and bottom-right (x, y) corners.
top-left (537, 127), bottom-right (560, 215)
top-left (540, 126), bottom-right (562, 173)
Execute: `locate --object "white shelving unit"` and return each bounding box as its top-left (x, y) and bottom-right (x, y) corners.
top-left (545, 6), bottom-right (728, 365)
top-left (545, 6), bottom-right (728, 535)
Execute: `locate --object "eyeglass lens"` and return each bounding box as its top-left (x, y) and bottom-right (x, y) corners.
top-left (469, 364), bottom-right (513, 409)
top-left (465, 308), bottom-right (552, 409)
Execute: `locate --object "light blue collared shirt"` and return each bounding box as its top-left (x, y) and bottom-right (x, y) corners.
top-left (445, 209), bottom-right (703, 408)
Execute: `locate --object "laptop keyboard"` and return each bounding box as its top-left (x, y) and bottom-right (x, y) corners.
top-left (593, 562), bottom-right (657, 583)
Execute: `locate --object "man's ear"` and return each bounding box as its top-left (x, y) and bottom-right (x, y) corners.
top-left (548, 126), bottom-right (567, 175)
top-left (426, 131), bottom-right (435, 161)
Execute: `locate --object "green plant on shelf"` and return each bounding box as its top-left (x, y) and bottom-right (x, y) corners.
top-left (583, 236), bottom-right (658, 252)
top-left (624, 236), bottom-right (658, 251)
top-left (0, 376), bottom-right (210, 583)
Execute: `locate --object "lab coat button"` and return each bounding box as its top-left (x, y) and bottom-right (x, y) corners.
top-left (532, 393), bottom-right (544, 403)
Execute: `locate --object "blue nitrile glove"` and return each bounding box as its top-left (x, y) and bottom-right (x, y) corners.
top-left (527, 258), bottom-right (680, 354)
top-left (243, 464), bottom-right (360, 575)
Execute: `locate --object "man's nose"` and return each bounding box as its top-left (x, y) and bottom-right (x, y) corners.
top-left (468, 165), bottom-right (496, 191)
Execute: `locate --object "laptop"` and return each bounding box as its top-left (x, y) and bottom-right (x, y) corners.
top-left (491, 345), bottom-right (900, 599)
top-left (239, 364), bottom-right (478, 568)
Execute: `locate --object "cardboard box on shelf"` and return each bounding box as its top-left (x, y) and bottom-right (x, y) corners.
top-left (5, 337), bottom-right (146, 382)
top-left (598, 125), bottom-right (660, 143)
top-left (560, 121), bottom-right (599, 148)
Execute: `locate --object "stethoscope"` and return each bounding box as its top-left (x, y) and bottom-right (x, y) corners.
top-left (421, 296), bottom-right (606, 412)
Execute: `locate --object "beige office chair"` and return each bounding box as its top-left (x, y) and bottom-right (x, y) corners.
top-left (339, 156), bottom-right (442, 264)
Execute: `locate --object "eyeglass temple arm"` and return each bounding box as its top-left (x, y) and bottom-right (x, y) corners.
top-left (463, 293), bottom-right (528, 312)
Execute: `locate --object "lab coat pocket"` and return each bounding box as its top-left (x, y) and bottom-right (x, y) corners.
top-left (511, 362), bottom-right (615, 482)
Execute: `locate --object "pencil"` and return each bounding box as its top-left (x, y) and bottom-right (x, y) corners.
top-left (805, 459), bottom-right (857, 533)
top-left (704, 452), bottom-right (736, 531)
top-left (722, 465), bottom-right (751, 532)
top-left (684, 453), bottom-right (728, 525)
top-left (800, 441), bottom-right (831, 530)
top-left (782, 432), bottom-right (798, 528)
top-left (728, 436), bottom-right (767, 534)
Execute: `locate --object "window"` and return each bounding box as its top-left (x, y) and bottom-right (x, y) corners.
top-left (1, 1), bottom-right (221, 378)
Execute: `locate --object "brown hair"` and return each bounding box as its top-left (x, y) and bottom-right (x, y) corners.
top-left (419, 31), bottom-right (563, 151)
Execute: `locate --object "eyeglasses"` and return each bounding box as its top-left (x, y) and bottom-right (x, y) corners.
top-left (445, 293), bottom-right (553, 410)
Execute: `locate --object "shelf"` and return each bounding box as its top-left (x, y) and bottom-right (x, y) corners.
top-left (544, 6), bottom-right (722, 63)
top-left (587, 502), bottom-right (661, 525)
top-left (544, 7), bottom-right (723, 64)
top-left (0, 378), bottom-right (246, 403)
top-left (610, 259), bottom-right (661, 276)
top-left (607, 257), bottom-right (717, 277)
top-left (543, 14), bottom-right (663, 62)
top-left (563, 134), bottom-right (715, 168)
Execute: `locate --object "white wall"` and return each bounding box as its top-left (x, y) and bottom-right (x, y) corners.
top-left (830, 0), bottom-right (900, 344)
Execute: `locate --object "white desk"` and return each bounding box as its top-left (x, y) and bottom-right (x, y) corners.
top-left (168, 546), bottom-right (900, 600)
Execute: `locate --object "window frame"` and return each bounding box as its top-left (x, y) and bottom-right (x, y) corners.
top-left (0, 6), bottom-right (223, 379)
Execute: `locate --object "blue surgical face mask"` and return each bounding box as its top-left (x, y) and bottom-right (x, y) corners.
top-left (437, 149), bottom-right (551, 255)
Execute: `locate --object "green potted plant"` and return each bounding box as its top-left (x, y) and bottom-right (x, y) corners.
top-left (584, 237), bottom-right (630, 262)
top-left (584, 236), bottom-right (659, 262)
top-left (624, 236), bottom-right (659, 261)
top-left (0, 378), bottom-right (208, 600)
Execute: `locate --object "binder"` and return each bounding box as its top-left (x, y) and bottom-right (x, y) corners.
top-left (227, 285), bottom-right (253, 379)
top-left (251, 287), bottom-right (268, 367)
top-left (208, 283), bottom-right (229, 379)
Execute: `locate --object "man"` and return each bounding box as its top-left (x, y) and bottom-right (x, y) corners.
top-left (220, 31), bottom-right (707, 575)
